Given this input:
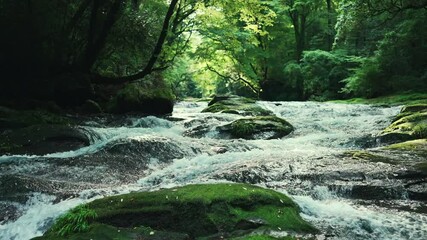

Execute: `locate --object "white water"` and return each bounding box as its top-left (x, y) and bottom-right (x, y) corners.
top-left (1, 101), bottom-right (427, 240)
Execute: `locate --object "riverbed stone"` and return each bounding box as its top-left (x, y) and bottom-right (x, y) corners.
top-left (378, 105), bottom-right (427, 143)
top-left (33, 183), bottom-right (316, 240)
top-left (202, 95), bottom-right (272, 116)
top-left (0, 124), bottom-right (90, 155)
top-left (219, 116), bottom-right (294, 140)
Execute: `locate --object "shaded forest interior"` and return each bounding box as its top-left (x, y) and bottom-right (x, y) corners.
top-left (1, 0), bottom-right (426, 113)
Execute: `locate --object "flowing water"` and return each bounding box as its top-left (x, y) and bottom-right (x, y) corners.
top-left (1, 101), bottom-right (426, 240)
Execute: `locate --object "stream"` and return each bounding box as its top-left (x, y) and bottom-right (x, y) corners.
top-left (0, 101), bottom-right (426, 240)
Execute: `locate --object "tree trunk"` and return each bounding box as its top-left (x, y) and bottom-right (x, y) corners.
top-left (93, 0), bottom-right (180, 84)
top-left (326, 0), bottom-right (333, 51)
top-left (83, 0), bottom-right (123, 72)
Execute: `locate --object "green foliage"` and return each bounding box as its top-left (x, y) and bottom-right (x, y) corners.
top-left (281, 50), bottom-right (361, 100)
top-left (330, 92), bottom-right (427, 106)
top-left (164, 57), bottom-right (202, 99)
top-left (341, 57), bottom-right (384, 98)
top-left (49, 205), bottom-right (97, 236)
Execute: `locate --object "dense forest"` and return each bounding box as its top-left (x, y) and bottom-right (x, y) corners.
top-left (1, 0), bottom-right (426, 113)
top-left (2, 1), bottom-right (427, 240)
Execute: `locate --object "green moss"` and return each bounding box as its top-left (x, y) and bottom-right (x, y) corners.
top-left (413, 124), bottom-right (427, 138)
top-left (228, 116), bottom-right (294, 139)
top-left (344, 150), bottom-right (395, 164)
top-left (202, 97), bottom-right (271, 116)
top-left (384, 139), bottom-right (427, 151)
top-left (37, 184), bottom-right (316, 240)
top-left (381, 110), bottom-right (427, 141)
top-left (330, 92), bottom-right (427, 106)
top-left (33, 224), bottom-right (168, 240)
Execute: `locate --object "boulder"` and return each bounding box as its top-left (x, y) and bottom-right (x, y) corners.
top-left (34, 183), bottom-right (316, 240)
top-left (219, 116), bottom-right (294, 140)
top-left (108, 74), bottom-right (174, 115)
top-left (202, 95), bottom-right (272, 116)
top-left (0, 108), bottom-right (73, 130)
top-left (378, 104), bottom-right (427, 144)
top-left (0, 124), bottom-right (90, 155)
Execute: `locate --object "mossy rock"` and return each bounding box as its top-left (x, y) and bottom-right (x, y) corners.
top-left (343, 150), bottom-right (395, 164)
top-left (35, 184), bottom-right (316, 240)
top-left (0, 107), bottom-right (73, 130)
top-left (379, 105), bottom-right (427, 143)
top-left (400, 104), bottom-right (427, 114)
top-left (220, 116), bottom-right (294, 140)
top-left (202, 95), bottom-right (272, 116)
top-left (384, 139), bottom-right (427, 152)
top-left (108, 74), bottom-right (175, 115)
top-left (0, 124), bottom-right (90, 155)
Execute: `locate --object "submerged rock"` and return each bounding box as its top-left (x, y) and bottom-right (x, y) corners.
top-left (219, 116), bottom-right (294, 140)
top-left (34, 183), bottom-right (316, 240)
top-left (202, 95), bottom-right (272, 116)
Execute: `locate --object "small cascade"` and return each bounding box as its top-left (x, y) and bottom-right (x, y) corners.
top-left (1, 101), bottom-right (426, 240)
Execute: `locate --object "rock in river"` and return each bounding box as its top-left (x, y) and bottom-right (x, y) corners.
top-left (33, 183), bottom-right (316, 240)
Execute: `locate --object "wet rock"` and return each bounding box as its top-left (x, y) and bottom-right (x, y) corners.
top-left (202, 95), bottom-right (272, 116)
top-left (379, 105), bottom-right (427, 143)
top-left (0, 202), bottom-right (20, 224)
top-left (219, 116), bottom-right (294, 140)
top-left (0, 174), bottom-right (78, 203)
top-left (401, 104), bottom-right (427, 114)
top-left (35, 184), bottom-right (316, 239)
top-left (104, 137), bottom-right (187, 162)
top-left (216, 169), bottom-right (269, 184)
top-left (0, 124), bottom-right (90, 155)
top-left (107, 74), bottom-right (174, 115)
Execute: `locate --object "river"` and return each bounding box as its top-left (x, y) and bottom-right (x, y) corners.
top-left (0, 101), bottom-right (426, 239)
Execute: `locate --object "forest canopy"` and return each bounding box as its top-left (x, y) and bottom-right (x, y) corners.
top-left (1, 0), bottom-right (426, 107)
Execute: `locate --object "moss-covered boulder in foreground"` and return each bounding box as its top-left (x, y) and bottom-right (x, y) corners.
top-left (34, 183), bottom-right (316, 240)
top-left (379, 104), bottom-right (427, 143)
top-left (220, 116), bottom-right (294, 140)
top-left (202, 95), bottom-right (272, 116)
top-left (108, 74), bottom-right (174, 115)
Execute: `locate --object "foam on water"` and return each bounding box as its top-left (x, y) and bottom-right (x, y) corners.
top-left (0, 116), bottom-right (183, 163)
top-left (292, 193), bottom-right (427, 240)
top-left (2, 101), bottom-right (425, 240)
top-left (0, 193), bottom-right (85, 240)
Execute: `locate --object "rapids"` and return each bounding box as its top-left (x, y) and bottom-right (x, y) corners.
top-left (1, 101), bottom-right (426, 240)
